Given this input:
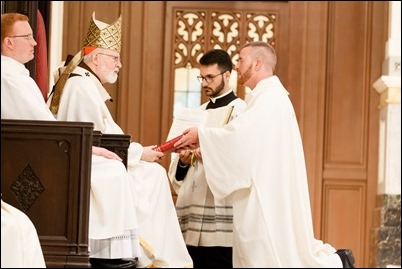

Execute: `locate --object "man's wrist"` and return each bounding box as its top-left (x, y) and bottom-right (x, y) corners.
top-left (178, 160), bottom-right (189, 168)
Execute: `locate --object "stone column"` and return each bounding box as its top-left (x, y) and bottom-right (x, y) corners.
top-left (371, 1), bottom-right (401, 267)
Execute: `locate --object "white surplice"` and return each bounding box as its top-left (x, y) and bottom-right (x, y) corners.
top-left (1, 200), bottom-right (46, 268)
top-left (169, 94), bottom-right (246, 247)
top-left (1, 55), bottom-right (140, 259)
top-left (197, 76), bottom-right (343, 267)
top-left (51, 66), bottom-right (193, 268)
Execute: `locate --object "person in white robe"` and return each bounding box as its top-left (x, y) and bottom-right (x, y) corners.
top-left (174, 41), bottom-right (355, 268)
top-left (1, 199), bottom-right (46, 268)
top-left (47, 12), bottom-right (192, 268)
top-left (1, 13), bottom-right (140, 267)
top-left (168, 49), bottom-right (246, 268)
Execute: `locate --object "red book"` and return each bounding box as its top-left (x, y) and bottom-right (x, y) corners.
top-left (153, 134), bottom-right (184, 152)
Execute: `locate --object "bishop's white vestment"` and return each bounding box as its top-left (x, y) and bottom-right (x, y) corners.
top-left (51, 65), bottom-right (193, 268)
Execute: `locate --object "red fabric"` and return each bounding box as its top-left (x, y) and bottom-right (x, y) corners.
top-left (83, 46), bottom-right (96, 55)
top-left (35, 10), bottom-right (49, 101)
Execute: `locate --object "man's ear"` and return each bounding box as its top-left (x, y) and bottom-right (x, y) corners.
top-left (92, 53), bottom-right (100, 66)
top-left (254, 58), bottom-right (263, 71)
top-left (223, 70), bottom-right (230, 80)
top-left (4, 37), bottom-right (14, 48)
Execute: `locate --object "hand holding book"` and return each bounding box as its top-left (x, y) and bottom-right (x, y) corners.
top-left (153, 134), bottom-right (184, 152)
top-left (155, 105), bottom-right (233, 152)
top-left (173, 127), bottom-right (199, 150)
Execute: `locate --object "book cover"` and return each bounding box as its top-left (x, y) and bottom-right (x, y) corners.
top-left (153, 106), bottom-right (234, 152)
top-left (153, 134), bottom-right (183, 152)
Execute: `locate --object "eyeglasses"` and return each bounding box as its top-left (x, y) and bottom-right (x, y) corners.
top-left (9, 34), bottom-right (34, 41)
top-left (98, 53), bottom-right (120, 63)
top-left (197, 71), bottom-right (226, 84)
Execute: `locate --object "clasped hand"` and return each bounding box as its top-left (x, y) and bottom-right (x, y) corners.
top-left (179, 148), bottom-right (202, 166)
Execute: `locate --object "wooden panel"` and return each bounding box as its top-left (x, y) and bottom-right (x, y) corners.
top-left (287, 1), bottom-right (329, 231)
top-left (1, 119), bottom-right (92, 268)
top-left (119, 2), bottom-right (166, 146)
top-left (324, 1), bottom-right (369, 167)
top-left (320, 2), bottom-right (386, 267)
top-left (322, 180), bottom-right (366, 267)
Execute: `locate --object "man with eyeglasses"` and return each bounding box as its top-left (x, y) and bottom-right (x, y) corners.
top-left (1, 15), bottom-right (37, 66)
top-left (1, 15), bottom-right (45, 268)
top-left (9, 33), bottom-right (34, 40)
top-left (48, 12), bottom-right (193, 268)
top-left (168, 49), bottom-right (245, 268)
top-left (2, 12), bottom-right (140, 268)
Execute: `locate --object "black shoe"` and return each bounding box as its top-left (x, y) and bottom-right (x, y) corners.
top-left (90, 258), bottom-right (138, 268)
top-left (336, 249), bottom-right (355, 268)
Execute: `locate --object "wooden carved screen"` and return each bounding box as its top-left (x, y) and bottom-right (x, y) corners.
top-left (165, 1), bottom-right (289, 115)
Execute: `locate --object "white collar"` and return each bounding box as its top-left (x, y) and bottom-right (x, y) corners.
top-left (209, 89), bottom-right (233, 103)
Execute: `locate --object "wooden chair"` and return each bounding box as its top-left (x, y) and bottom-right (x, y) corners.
top-left (100, 133), bottom-right (131, 168)
top-left (1, 120), bottom-right (131, 267)
top-left (1, 119), bottom-right (93, 268)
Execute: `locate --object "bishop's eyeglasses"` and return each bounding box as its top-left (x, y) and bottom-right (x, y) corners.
top-left (98, 53), bottom-right (121, 63)
top-left (197, 71), bottom-right (226, 84)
